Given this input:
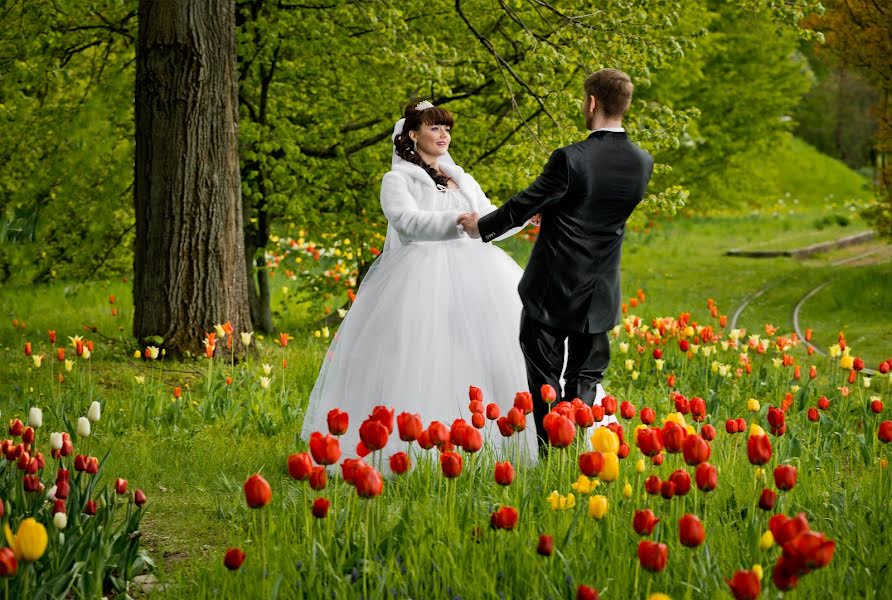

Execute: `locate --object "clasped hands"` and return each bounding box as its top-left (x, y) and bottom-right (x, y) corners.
top-left (457, 212), bottom-right (541, 239)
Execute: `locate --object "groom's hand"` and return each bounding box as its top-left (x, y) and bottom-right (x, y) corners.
top-left (458, 212), bottom-right (481, 238)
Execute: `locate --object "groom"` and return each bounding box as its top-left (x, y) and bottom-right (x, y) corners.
top-left (459, 68), bottom-right (654, 450)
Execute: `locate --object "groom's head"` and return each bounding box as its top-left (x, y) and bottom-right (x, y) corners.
top-left (583, 69), bottom-right (633, 128)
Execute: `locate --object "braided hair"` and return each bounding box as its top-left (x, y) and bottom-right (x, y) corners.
top-left (394, 103), bottom-right (454, 189)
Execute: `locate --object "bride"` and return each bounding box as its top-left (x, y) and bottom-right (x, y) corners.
top-left (301, 101), bottom-right (540, 463)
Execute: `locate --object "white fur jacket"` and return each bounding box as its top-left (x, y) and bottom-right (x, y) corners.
top-left (380, 160), bottom-right (522, 251)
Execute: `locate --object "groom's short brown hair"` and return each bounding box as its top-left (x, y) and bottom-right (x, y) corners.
top-left (584, 69), bottom-right (633, 118)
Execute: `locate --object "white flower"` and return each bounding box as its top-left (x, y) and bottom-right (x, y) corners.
top-left (53, 512), bottom-right (68, 530)
top-left (624, 359), bottom-right (634, 371)
top-left (654, 359), bottom-right (664, 371)
top-left (240, 331), bottom-right (254, 347)
top-left (46, 485), bottom-right (57, 501)
top-left (146, 346), bottom-right (160, 360)
top-left (214, 323), bottom-right (226, 339)
top-left (631, 370), bottom-right (639, 381)
top-left (33, 355), bottom-right (44, 368)
top-left (619, 342), bottom-right (629, 354)
top-left (259, 376), bottom-right (271, 390)
top-left (77, 417), bottom-right (91, 438)
top-left (28, 407), bottom-right (43, 428)
top-left (134, 375), bottom-right (145, 385)
top-left (88, 401), bottom-right (101, 423)
top-left (863, 376), bottom-right (871, 388)
top-left (82, 347), bottom-right (92, 360)
top-left (262, 363), bottom-right (273, 376)
top-left (49, 432), bottom-right (63, 451)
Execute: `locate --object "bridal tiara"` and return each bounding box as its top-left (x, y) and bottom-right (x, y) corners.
top-left (415, 100), bottom-right (434, 111)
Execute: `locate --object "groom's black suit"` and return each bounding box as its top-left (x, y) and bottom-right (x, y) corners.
top-left (478, 130), bottom-right (653, 448)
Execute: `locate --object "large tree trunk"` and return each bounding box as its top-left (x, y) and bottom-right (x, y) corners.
top-left (133, 0), bottom-right (252, 356)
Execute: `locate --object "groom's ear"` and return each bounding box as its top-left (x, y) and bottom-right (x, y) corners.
top-left (588, 95), bottom-right (598, 114)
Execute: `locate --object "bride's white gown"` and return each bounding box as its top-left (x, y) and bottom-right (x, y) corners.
top-left (301, 185), bottom-right (540, 463)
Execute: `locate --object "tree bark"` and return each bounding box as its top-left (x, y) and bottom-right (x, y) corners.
top-left (133, 0), bottom-right (252, 356)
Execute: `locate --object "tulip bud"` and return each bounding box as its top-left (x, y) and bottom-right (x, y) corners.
top-left (115, 478), bottom-right (128, 495)
top-left (537, 534), bottom-right (553, 557)
top-left (312, 497), bottom-right (330, 519)
top-left (759, 530), bottom-right (774, 550)
top-left (53, 512), bottom-right (68, 530)
top-left (28, 407), bottom-right (43, 429)
top-left (87, 401), bottom-right (101, 423)
top-left (76, 417), bottom-right (91, 438)
top-left (134, 489), bottom-right (147, 506)
top-left (224, 547), bottom-right (246, 570)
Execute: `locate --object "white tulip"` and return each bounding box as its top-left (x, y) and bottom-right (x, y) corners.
top-left (50, 432), bottom-right (63, 450)
top-left (240, 331), bottom-right (254, 347)
top-left (82, 347), bottom-right (91, 360)
top-left (64, 359), bottom-right (74, 372)
top-left (259, 376), bottom-right (271, 390)
top-left (53, 512), bottom-right (68, 530)
top-left (32, 355), bottom-right (44, 368)
top-left (87, 401), bottom-right (101, 423)
top-left (46, 485), bottom-right (57, 501)
top-left (262, 363), bottom-right (273, 376)
top-left (134, 375), bottom-right (145, 385)
top-left (28, 407), bottom-right (43, 428)
top-left (76, 416), bottom-right (91, 437)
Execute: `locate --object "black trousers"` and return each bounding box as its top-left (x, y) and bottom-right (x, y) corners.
top-left (519, 309), bottom-right (611, 449)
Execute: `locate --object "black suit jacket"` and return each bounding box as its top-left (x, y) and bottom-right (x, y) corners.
top-left (479, 131), bottom-right (653, 333)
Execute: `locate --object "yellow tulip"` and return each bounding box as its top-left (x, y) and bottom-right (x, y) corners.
top-left (623, 482), bottom-right (633, 498)
top-left (598, 452), bottom-right (619, 482)
top-left (570, 475), bottom-right (599, 494)
top-left (747, 398), bottom-right (761, 412)
top-left (649, 594), bottom-right (672, 600)
top-left (663, 412), bottom-right (687, 427)
top-left (828, 344), bottom-right (841, 358)
top-left (636, 458), bottom-right (646, 474)
top-left (4, 518), bottom-right (48, 562)
top-left (759, 530), bottom-right (774, 550)
top-left (749, 423), bottom-right (766, 438)
top-left (683, 325), bottom-right (695, 338)
top-left (546, 491), bottom-right (576, 511)
top-left (752, 564), bottom-right (764, 579)
top-left (588, 495), bottom-right (609, 519)
top-left (840, 355), bottom-right (854, 370)
top-left (591, 428), bottom-right (619, 454)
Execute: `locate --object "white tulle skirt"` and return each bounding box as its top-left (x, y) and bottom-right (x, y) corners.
top-left (301, 237), bottom-right (539, 464)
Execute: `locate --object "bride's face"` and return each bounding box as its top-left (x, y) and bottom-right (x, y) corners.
top-left (410, 123), bottom-right (451, 159)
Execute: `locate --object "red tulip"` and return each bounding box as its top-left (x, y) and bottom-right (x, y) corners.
top-left (576, 450), bottom-right (605, 477)
top-left (669, 469), bottom-right (691, 496)
top-left (545, 415), bottom-right (575, 448)
top-left (450, 420), bottom-right (470, 447)
top-left (370, 405), bottom-right (394, 432)
top-left (633, 509), bottom-right (660, 535)
top-left (440, 451), bottom-right (463, 478)
top-left (636, 427), bottom-right (663, 457)
top-left (774, 464), bottom-right (797, 491)
top-left (772, 555), bottom-right (801, 591)
top-left (428, 421), bottom-right (449, 446)
top-left (695, 462), bottom-right (717, 492)
top-left (807, 408), bottom-right (819, 422)
top-left (115, 478), bottom-right (128, 495)
top-left (880, 361), bottom-right (891, 374)
top-left (701, 424), bottom-right (716, 441)
top-left (853, 357), bottom-right (865, 371)
top-left (462, 427), bottom-right (483, 453)
top-left (735, 417), bottom-right (746, 432)
top-left (640, 407), bottom-right (656, 425)
top-left (84, 500), bottom-right (97, 515)
top-left (747, 434), bottom-right (772, 465)
top-left (327, 409), bottom-right (349, 436)
top-left (389, 451), bottom-right (411, 475)
top-left (309, 432), bottom-right (342, 465)
top-left (507, 407), bottom-right (526, 431)
top-left (767, 406), bottom-right (786, 436)
top-left (653, 348), bottom-right (662, 359)
top-left (674, 394), bottom-right (690, 414)
top-left (689, 397), bottom-right (706, 421)
top-left (620, 401), bottom-right (636, 419)
top-left (134, 489), bottom-right (147, 506)
top-left (540, 384), bottom-right (557, 404)
top-left (679, 339), bottom-right (689, 352)
top-left (537, 534), bottom-right (553, 557)
top-left (645, 475), bottom-right (661, 495)
top-left (341, 458), bottom-right (364, 485)
top-left (637, 540), bottom-right (668, 572)
top-left (682, 435), bottom-right (710, 465)
top-left (287, 453), bottom-right (313, 480)
top-left (770, 513), bottom-right (810, 545)
top-left (591, 404), bottom-right (604, 422)
top-left (601, 395), bottom-right (617, 416)
top-left (759, 488), bottom-right (777, 511)
top-left (23, 342), bottom-right (32, 357)
top-left (679, 513), bottom-right (705, 547)
top-left (354, 464), bottom-right (384, 498)
top-left (496, 416), bottom-right (514, 438)
top-left (23, 474), bottom-right (40, 493)
top-left (0, 547), bottom-right (15, 577)
top-left (662, 421), bottom-right (686, 453)
top-left (485, 403), bottom-right (501, 420)
top-left (359, 419), bottom-right (389, 452)
top-left (48, 330), bottom-right (56, 344)
top-left (471, 412), bottom-right (485, 429)
top-left (224, 547), bottom-right (246, 570)
top-left (243, 473), bottom-right (272, 508)
top-left (871, 400), bottom-right (884, 414)
top-left (513, 391), bottom-right (534, 414)
top-left (312, 497), bottom-right (330, 519)
top-left (7, 419), bottom-right (23, 438)
top-left (86, 457), bottom-right (99, 475)
top-left (494, 461), bottom-right (514, 486)
top-left (309, 466), bottom-right (327, 490)
top-left (606, 422), bottom-right (625, 443)
top-left (879, 421), bottom-right (892, 443)
top-left (469, 385), bottom-right (484, 403)
top-left (782, 530), bottom-right (836, 570)
top-left (574, 405), bottom-right (594, 428)
top-left (660, 480), bottom-right (676, 500)
top-left (56, 347), bottom-right (65, 362)
top-left (576, 584), bottom-right (599, 600)
top-left (490, 506), bottom-right (519, 530)
top-left (726, 569), bottom-right (760, 600)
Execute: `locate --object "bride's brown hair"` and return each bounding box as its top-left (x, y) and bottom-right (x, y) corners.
top-left (394, 103), bottom-right (454, 188)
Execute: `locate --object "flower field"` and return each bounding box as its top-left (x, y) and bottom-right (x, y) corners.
top-left (2, 284), bottom-right (891, 598)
